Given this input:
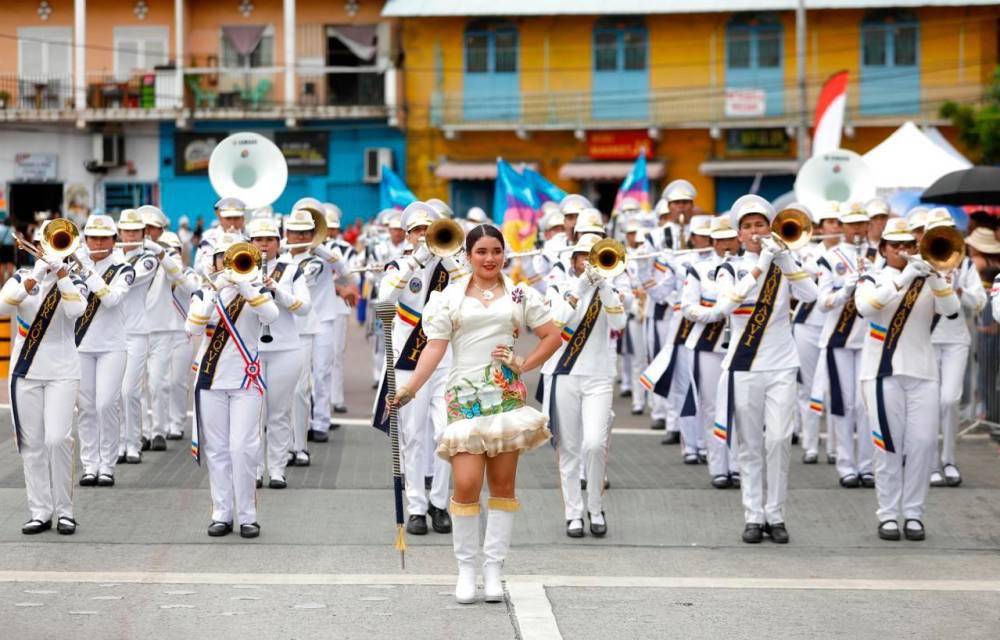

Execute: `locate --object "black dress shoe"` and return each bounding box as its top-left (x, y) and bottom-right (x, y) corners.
top-left (826, 453), bottom-right (837, 464)
top-left (742, 523), bottom-right (763, 543)
top-left (21, 519), bottom-right (52, 535)
top-left (802, 452), bottom-right (819, 464)
top-left (424, 475), bottom-right (433, 491)
top-left (141, 437), bottom-right (151, 451)
top-left (840, 474), bottom-right (861, 488)
top-left (650, 419), bottom-right (666, 431)
top-left (661, 431), bottom-right (680, 445)
top-left (764, 522), bottom-right (789, 544)
top-left (903, 519), bottom-right (926, 541)
top-left (308, 429), bottom-right (329, 443)
top-left (117, 453), bottom-right (126, 464)
top-left (79, 473), bottom-right (98, 487)
top-left (406, 514), bottom-right (428, 535)
top-left (268, 476), bottom-right (287, 489)
top-left (150, 435), bottom-right (167, 451)
top-left (588, 512), bottom-right (607, 537)
top-left (125, 452), bottom-right (141, 464)
top-left (166, 431), bottom-right (183, 441)
top-left (56, 517), bottom-right (77, 535)
top-left (859, 473), bottom-right (876, 488)
top-left (682, 452), bottom-right (699, 464)
top-left (580, 479), bottom-right (587, 491)
top-left (630, 408), bottom-right (644, 415)
top-left (256, 477), bottom-right (263, 489)
top-left (791, 433), bottom-right (800, 446)
top-left (711, 474), bottom-right (731, 489)
top-left (566, 519), bottom-right (585, 538)
top-left (329, 423), bottom-right (341, 431)
top-left (428, 504), bottom-right (452, 533)
top-left (333, 405), bottom-right (348, 414)
top-left (729, 473), bottom-right (741, 488)
top-left (620, 389), bottom-right (632, 398)
top-left (207, 521), bottom-right (233, 537)
top-left (97, 474), bottom-right (115, 487)
top-left (240, 523), bottom-right (261, 538)
top-left (878, 520), bottom-right (901, 541)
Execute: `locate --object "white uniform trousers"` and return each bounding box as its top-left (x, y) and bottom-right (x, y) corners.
top-left (701, 352), bottom-right (738, 477)
top-left (826, 347), bottom-right (873, 478)
top-left (862, 375), bottom-right (938, 522)
top-left (793, 324), bottom-right (826, 455)
top-left (552, 375), bottom-right (613, 520)
top-left (148, 331), bottom-right (190, 440)
top-left (169, 336), bottom-right (193, 437)
top-left (731, 368), bottom-right (796, 525)
top-left (647, 314), bottom-right (671, 426)
top-left (670, 347), bottom-right (701, 454)
top-left (197, 388), bottom-right (263, 525)
top-left (291, 335), bottom-right (315, 453)
top-left (78, 351), bottom-right (126, 476)
top-left (627, 315), bottom-right (647, 412)
top-left (935, 343), bottom-right (969, 467)
top-left (310, 320), bottom-right (336, 433)
top-left (328, 315), bottom-right (348, 408)
top-left (120, 333), bottom-right (149, 454)
top-left (259, 349), bottom-right (302, 477)
top-left (11, 377), bottom-right (78, 522)
top-left (396, 366), bottom-right (450, 515)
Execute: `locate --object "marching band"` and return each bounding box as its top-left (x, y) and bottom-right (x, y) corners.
top-left (2, 132), bottom-right (997, 604)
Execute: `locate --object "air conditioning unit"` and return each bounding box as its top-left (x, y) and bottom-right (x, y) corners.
top-left (363, 147), bottom-right (393, 184)
top-left (91, 132), bottom-right (125, 168)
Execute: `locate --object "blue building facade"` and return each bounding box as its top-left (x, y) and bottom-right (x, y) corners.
top-left (158, 120), bottom-right (406, 227)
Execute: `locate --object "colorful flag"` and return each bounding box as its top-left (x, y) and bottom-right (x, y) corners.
top-left (379, 166), bottom-right (418, 211)
top-left (523, 166), bottom-right (567, 204)
top-left (494, 159), bottom-right (541, 253)
top-left (812, 71), bottom-right (849, 156)
top-left (612, 154), bottom-right (651, 213)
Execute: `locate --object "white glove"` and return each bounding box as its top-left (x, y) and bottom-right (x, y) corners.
top-left (237, 280), bottom-right (259, 300)
top-left (30, 259), bottom-right (50, 282)
top-left (313, 243), bottom-right (342, 264)
top-left (412, 241), bottom-right (432, 266)
top-left (144, 238), bottom-right (165, 257)
top-left (843, 272), bottom-right (860, 291)
top-left (897, 257), bottom-right (933, 286)
top-left (213, 271), bottom-right (233, 290)
top-left (756, 240), bottom-right (778, 272)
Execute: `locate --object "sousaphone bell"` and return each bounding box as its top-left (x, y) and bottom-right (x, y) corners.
top-left (208, 132), bottom-right (288, 209)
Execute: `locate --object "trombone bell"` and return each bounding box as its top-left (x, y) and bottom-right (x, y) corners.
top-left (426, 218), bottom-right (464, 258)
top-left (588, 238), bottom-right (627, 279)
top-left (920, 225), bottom-right (964, 272)
top-left (41, 219), bottom-right (81, 259)
top-left (771, 208), bottom-right (813, 251)
top-left (223, 242), bottom-right (263, 282)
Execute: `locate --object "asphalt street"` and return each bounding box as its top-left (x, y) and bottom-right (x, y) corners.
top-left (0, 322), bottom-right (998, 639)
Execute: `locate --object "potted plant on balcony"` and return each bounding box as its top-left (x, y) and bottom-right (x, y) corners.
top-left (0, 91), bottom-right (9, 109)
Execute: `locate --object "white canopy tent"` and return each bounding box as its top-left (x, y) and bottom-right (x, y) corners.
top-left (862, 121), bottom-right (971, 193)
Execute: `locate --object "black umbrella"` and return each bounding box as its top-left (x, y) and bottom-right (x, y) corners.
top-left (921, 166), bottom-right (1000, 205)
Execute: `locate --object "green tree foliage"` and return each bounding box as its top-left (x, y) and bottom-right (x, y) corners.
top-left (940, 66), bottom-right (1000, 164)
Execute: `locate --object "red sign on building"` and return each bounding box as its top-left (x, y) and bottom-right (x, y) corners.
top-left (586, 131), bottom-right (653, 160)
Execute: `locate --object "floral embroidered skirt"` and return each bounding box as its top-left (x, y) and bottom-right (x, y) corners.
top-left (437, 362), bottom-right (551, 459)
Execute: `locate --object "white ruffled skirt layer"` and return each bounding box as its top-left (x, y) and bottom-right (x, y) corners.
top-left (436, 405), bottom-right (551, 459)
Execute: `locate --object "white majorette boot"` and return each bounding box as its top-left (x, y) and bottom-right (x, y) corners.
top-left (450, 498), bottom-right (480, 604)
top-left (482, 496), bottom-right (518, 602)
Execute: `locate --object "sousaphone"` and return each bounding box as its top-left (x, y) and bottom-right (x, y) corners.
top-left (208, 132), bottom-right (288, 209)
top-left (794, 149), bottom-right (876, 214)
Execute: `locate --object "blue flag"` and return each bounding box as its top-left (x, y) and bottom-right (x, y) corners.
top-left (523, 167), bottom-right (567, 204)
top-left (379, 166), bottom-right (418, 211)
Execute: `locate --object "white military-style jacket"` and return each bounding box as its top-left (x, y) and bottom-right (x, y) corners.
top-left (0, 268), bottom-right (88, 380)
top-left (289, 251), bottom-right (324, 336)
top-left (541, 271), bottom-right (626, 377)
top-left (258, 254), bottom-right (311, 353)
top-left (75, 254), bottom-right (134, 353)
top-left (146, 251), bottom-right (193, 333)
top-left (855, 267), bottom-right (960, 382)
top-left (712, 251), bottom-right (819, 372)
top-left (681, 253), bottom-right (728, 355)
top-left (931, 255), bottom-right (986, 346)
top-left (120, 246), bottom-right (159, 335)
top-left (816, 241), bottom-right (868, 350)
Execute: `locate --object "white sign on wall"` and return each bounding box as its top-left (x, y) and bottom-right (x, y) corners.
top-left (14, 153), bottom-right (59, 181)
top-left (724, 89), bottom-right (766, 118)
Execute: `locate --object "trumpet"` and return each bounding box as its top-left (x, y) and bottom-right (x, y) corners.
top-left (223, 242), bottom-right (264, 283)
top-left (769, 207), bottom-right (813, 251)
top-left (904, 225), bottom-right (964, 273)
top-left (587, 238), bottom-right (628, 280)
top-left (426, 218), bottom-right (465, 258)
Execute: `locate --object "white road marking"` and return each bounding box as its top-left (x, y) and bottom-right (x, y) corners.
top-left (91, 595), bottom-right (123, 600)
top-left (160, 604), bottom-right (195, 610)
top-left (506, 582), bottom-right (562, 640)
top-left (292, 603), bottom-right (327, 610)
top-left (14, 602), bottom-right (43, 607)
top-left (1, 571), bottom-right (997, 593)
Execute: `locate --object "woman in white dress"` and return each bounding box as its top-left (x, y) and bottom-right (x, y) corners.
top-left (390, 224), bottom-right (561, 604)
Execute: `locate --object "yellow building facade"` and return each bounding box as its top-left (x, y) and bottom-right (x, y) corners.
top-left (389, 3), bottom-right (1000, 214)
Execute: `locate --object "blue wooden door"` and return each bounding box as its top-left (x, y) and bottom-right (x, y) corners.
top-left (463, 24), bottom-right (520, 122)
top-left (592, 24), bottom-right (649, 121)
top-left (725, 21), bottom-right (784, 117)
top-left (860, 19), bottom-right (919, 115)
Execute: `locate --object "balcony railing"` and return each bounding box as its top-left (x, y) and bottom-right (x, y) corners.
top-left (432, 79), bottom-right (989, 131)
top-left (0, 67), bottom-right (391, 121)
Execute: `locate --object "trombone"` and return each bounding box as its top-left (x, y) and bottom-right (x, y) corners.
top-left (426, 217), bottom-right (464, 258)
top-left (903, 225), bottom-right (964, 274)
top-left (14, 219), bottom-right (87, 275)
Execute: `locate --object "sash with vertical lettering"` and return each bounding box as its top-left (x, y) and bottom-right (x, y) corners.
top-left (12, 282), bottom-right (62, 378)
top-left (824, 296), bottom-right (859, 416)
top-left (74, 263), bottom-right (125, 345)
top-left (729, 263), bottom-right (782, 371)
top-left (546, 290), bottom-right (603, 446)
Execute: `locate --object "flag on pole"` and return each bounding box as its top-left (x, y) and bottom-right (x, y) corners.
top-left (379, 166), bottom-right (418, 211)
top-left (494, 158), bottom-right (541, 253)
top-left (612, 154), bottom-right (651, 213)
top-left (523, 166), bottom-right (567, 204)
top-left (812, 71), bottom-right (849, 156)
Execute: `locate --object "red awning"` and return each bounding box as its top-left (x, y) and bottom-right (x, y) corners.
top-left (559, 161), bottom-right (665, 181)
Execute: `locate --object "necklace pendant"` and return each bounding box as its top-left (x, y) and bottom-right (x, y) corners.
top-left (482, 290), bottom-right (494, 300)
